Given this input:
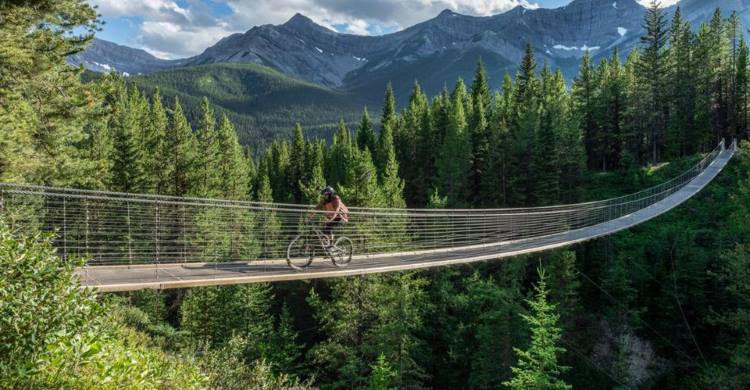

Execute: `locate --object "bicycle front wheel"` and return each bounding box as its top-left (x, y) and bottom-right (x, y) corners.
top-left (287, 235), bottom-right (315, 270)
top-left (330, 236), bottom-right (353, 267)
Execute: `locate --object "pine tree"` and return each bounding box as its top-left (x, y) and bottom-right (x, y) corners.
top-left (427, 188), bottom-right (448, 209)
top-left (481, 76), bottom-right (514, 206)
top-left (215, 114), bottom-right (250, 199)
top-left (708, 9), bottom-right (729, 143)
top-left (369, 353), bottom-right (396, 390)
top-left (515, 43), bottom-right (538, 105)
top-left (165, 97), bottom-right (197, 197)
top-left (412, 96), bottom-right (436, 206)
top-left (181, 284), bottom-right (275, 360)
top-left (376, 120), bottom-right (396, 183)
top-left (300, 140), bottom-right (327, 203)
top-left (556, 73), bottom-right (586, 203)
top-left (597, 50), bottom-right (626, 170)
top-left (128, 82), bottom-right (150, 149)
top-left (327, 119), bottom-right (354, 187)
top-left (622, 49), bottom-right (650, 162)
top-left (735, 37), bottom-right (749, 140)
top-left (546, 251), bottom-right (583, 349)
top-left (727, 11), bottom-right (742, 139)
top-left (374, 100), bottom-right (407, 209)
top-left (82, 99), bottom-right (114, 190)
top-left (504, 266), bottom-right (571, 390)
top-left (268, 140), bottom-right (292, 202)
top-left (509, 44), bottom-right (540, 206)
top-left (572, 50), bottom-right (598, 168)
top-left (255, 172), bottom-right (282, 257)
top-left (380, 143), bottom-right (406, 209)
top-left (338, 148), bottom-right (385, 208)
top-left (289, 123), bottom-right (306, 203)
top-left (110, 85), bottom-right (146, 193)
top-left (399, 82), bottom-right (429, 205)
top-left (460, 266), bottom-right (526, 389)
top-left (533, 64), bottom-right (561, 205)
top-left (666, 7), bottom-right (696, 158)
top-left (471, 60), bottom-right (492, 115)
top-left (381, 82), bottom-right (397, 133)
top-left (469, 61), bottom-right (491, 204)
top-left (431, 88), bottom-right (453, 153)
top-left (145, 88), bottom-right (169, 194)
top-left (436, 79), bottom-right (471, 206)
top-left (309, 273), bottom-right (429, 389)
top-left (376, 83), bottom-right (398, 176)
top-left (694, 22), bottom-right (719, 150)
top-left (356, 108), bottom-right (377, 154)
top-left (638, 0), bottom-right (669, 163)
top-left (193, 97), bottom-right (220, 197)
top-left (0, 0), bottom-right (100, 186)
top-left (269, 303), bottom-right (303, 374)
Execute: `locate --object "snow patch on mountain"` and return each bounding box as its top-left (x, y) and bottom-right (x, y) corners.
top-left (636, 0), bottom-right (680, 7)
top-left (618, 27), bottom-right (628, 37)
top-left (553, 44), bottom-right (600, 51)
top-left (93, 61), bottom-right (113, 71)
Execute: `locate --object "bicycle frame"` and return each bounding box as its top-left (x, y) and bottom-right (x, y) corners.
top-left (302, 223), bottom-right (336, 255)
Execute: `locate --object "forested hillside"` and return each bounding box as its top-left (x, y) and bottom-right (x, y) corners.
top-left (129, 63), bottom-right (373, 149)
top-left (2, 0), bottom-right (750, 388)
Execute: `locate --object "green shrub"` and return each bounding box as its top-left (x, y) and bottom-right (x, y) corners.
top-left (0, 220), bottom-right (207, 388)
top-left (0, 222), bottom-right (100, 385)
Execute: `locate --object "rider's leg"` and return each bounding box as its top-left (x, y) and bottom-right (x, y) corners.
top-left (328, 219), bottom-right (344, 244)
top-left (322, 218), bottom-right (343, 246)
top-left (322, 222), bottom-right (333, 246)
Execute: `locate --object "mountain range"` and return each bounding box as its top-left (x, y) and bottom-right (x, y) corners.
top-left (70, 0), bottom-right (750, 143)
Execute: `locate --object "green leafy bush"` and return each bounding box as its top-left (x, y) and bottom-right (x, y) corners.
top-left (0, 221), bottom-right (206, 388)
top-left (0, 222), bottom-right (100, 384)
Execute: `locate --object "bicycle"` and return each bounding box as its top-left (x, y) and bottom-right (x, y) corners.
top-left (286, 218), bottom-right (354, 270)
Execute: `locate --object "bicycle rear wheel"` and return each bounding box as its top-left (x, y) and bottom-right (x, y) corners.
top-left (287, 234), bottom-right (315, 270)
top-left (330, 236), bottom-right (353, 267)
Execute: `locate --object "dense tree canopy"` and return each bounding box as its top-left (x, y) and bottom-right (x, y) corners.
top-left (2, 1), bottom-right (750, 388)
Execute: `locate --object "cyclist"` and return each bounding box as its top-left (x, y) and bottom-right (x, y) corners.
top-left (314, 186), bottom-right (349, 247)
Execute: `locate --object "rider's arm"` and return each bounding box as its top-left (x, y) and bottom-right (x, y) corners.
top-left (329, 197), bottom-right (342, 221)
top-left (308, 200), bottom-right (323, 220)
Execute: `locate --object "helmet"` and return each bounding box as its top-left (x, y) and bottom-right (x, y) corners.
top-left (320, 186), bottom-right (335, 198)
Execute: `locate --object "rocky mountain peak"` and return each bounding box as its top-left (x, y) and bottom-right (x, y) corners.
top-left (75, 0), bottom-right (750, 102)
top-left (283, 13), bottom-right (332, 34)
top-left (438, 9), bottom-right (458, 17)
top-left (285, 13), bottom-right (313, 26)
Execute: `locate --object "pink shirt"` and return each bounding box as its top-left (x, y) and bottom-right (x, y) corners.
top-left (316, 196), bottom-right (349, 222)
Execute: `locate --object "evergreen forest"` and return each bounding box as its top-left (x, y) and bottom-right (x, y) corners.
top-left (2, 0), bottom-right (750, 388)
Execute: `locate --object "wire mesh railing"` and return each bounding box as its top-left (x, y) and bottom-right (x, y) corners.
top-left (0, 140), bottom-right (730, 267)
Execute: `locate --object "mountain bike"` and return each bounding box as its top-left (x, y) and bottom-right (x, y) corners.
top-left (286, 218), bottom-right (353, 270)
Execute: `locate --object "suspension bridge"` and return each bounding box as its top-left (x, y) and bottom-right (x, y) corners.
top-left (0, 140), bottom-right (737, 292)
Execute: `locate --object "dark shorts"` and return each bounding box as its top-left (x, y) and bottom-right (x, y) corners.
top-left (322, 217), bottom-right (346, 236)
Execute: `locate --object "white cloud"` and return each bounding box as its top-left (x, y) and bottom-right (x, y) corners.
top-left (90, 0), bottom-right (190, 23)
top-left (90, 0), bottom-right (544, 58)
top-left (90, 0), bottom-right (236, 58)
top-left (437, 0), bottom-right (539, 15)
top-left (224, 0), bottom-right (539, 37)
top-left (139, 21), bottom-right (232, 58)
top-left (342, 18), bottom-right (371, 35)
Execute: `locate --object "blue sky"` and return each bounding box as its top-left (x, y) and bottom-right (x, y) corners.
top-left (89, 0), bottom-right (669, 59)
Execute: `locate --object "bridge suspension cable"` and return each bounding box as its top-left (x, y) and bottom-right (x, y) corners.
top-left (0, 140), bottom-right (736, 290)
